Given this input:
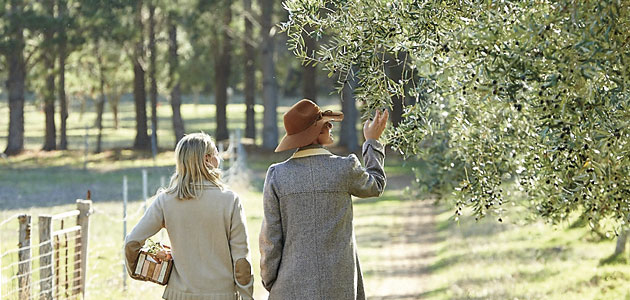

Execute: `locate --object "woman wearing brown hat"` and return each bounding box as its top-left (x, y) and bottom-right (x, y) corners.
top-left (260, 99), bottom-right (388, 299)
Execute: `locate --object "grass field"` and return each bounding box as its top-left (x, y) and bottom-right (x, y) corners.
top-left (0, 146), bottom-right (417, 299)
top-left (3, 99), bottom-right (630, 299)
top-left (425, 207), bottom-right (630, 299)
top-left (3, 151), bottom-right (630, 299)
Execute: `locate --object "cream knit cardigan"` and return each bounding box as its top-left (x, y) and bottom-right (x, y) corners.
top-left (125, 183), bottom-right (253, 300)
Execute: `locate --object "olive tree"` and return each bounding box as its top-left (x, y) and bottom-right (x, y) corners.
top-left (282, 0), bottom-right (630, 232)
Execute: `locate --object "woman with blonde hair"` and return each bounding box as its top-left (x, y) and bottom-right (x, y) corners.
top-left (125, 132), bottom-right (254, 300)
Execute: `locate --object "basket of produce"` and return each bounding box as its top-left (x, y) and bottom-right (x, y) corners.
top-left (133, 239), bottom-right (173, 285)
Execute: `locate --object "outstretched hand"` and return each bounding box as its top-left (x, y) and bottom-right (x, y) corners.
top-left (363, 109), bottom-right (389, 140)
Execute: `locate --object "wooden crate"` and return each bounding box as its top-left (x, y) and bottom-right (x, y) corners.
top-left (133, 251), bottom-right (173, 286)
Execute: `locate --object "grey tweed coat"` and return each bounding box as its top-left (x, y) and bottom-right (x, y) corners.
top-left (259, 139), bottom-right (386, 300)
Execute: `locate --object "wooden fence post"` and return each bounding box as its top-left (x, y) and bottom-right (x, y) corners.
top-left (18, 214), bottom-right (31, 300)
top-left (39, 215), bottom-right (54, 300)
top-left (75, 200), bottom-right (92, 299)
top-left (123, 176), bottom-right (128, 291)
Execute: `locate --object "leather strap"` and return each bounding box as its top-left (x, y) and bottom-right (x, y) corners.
top-left (291, 148), bottom-right (332, 159)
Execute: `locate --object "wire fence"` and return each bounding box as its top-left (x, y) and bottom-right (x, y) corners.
top-left (0, 201), bottom-right (91, 300)
top-left (0, 130), bottom-right (249, 299)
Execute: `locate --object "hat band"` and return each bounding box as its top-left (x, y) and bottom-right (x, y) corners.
top-left (302, 109), bottom-right (331, 131)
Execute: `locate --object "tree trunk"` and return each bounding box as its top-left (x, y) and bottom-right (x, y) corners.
top-left (302, 25), bottom-right (317, 102)
top-left (261, 0), bottom-right (278, 150)
top-left (95, 42), bottom-right (106, 154)
top-left (193, 89), bottom-right (200, 106)
top-left (243, 0), bottom-right (256, 140)
top-left (615, 229), bottom-right (629, 256)
top-left (168, 14), bottom-right (185, 145)
top-left (108, 86), bottom-right (121, 130)
top-left (95, 94), bottom-right (106, 154)
top-left (58, 0), bottom-right (68, 150)
top-left (214, 1), bottom-right (232, 142)
top-left (339, 74), bottom-right (359, 152)
top-left (42, 0), bottom-right (56, 151)
top-left (133, 0), bottom-right (150, 150)
top-left (4, 0), bottom-right (26, 155)
top-left (106, 85), bottom-right (123, 129)
top-left (148, 3), bottom-right (158, 154)
top-left (386, 53), bottom-right (405, 127)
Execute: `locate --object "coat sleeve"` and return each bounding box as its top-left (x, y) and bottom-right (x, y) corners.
top-left (348, 139), bottom-right (387, 198)
top-left (229, 195), bottom-right (254, 300)
top-left (259, 166), bottom-right (283, 291)
top-left (124, 194), bottom-right (165, 278)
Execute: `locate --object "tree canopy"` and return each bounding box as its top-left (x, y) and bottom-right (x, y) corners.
top-left (283, 0), bottom-right (630, 228)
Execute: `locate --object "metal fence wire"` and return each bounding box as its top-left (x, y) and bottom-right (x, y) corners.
top-left (0, 131), bottom-right (247, 299)
top-left (0, 200), bottom-right (91, 300)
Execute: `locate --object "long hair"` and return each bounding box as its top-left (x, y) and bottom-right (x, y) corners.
top-left (164, 132), bottom-right (224, 200)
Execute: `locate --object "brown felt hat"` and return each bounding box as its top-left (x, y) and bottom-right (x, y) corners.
top-left (275, 99), bottom-right (344, 152)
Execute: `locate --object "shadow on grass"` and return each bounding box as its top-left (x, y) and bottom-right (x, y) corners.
top-left (587, 270), bottom-right (629, 285)
top-left (357, 225), bottom-right (442, 249)
top-left (599, 252), bottom-right (628, 265)
top-left (430, 244), bottom-right (572, 273)
top-left (437, 215), bottom-right (511, 238)
top-left (363, 259), bottom-right (437, 278)
top-left (453, 268), bottom-right (559, 287)
top-left (353, 188), bottom-right (426, 206)
top-left (369, 288), bottom-right (448, 299)
top-left (426, 253), bottom-right (464, 273)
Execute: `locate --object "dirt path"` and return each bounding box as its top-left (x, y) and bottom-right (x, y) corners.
top-left (358, 178), bottom-right (441, 299)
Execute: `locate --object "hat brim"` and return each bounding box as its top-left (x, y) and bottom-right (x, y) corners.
top-left (274, 112), bottom-right (344, 152)
top-left (322, 111), bottom-right (344, 122)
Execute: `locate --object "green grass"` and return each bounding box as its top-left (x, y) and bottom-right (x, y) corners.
top-left (415, 204), bottom-right (630, 300)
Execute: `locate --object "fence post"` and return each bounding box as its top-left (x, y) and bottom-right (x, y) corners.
top-left (18, 214), bottom-right (31, 300)
top-left (83, 125), bottom-right (88, 170)
top-left (39, 215), bottom-right (54, 300)
top-left (236, 129), bottom-right (245, 162)
top-left (231, 133), bottom-right (235, 172)
top-left (218, 143), bottom-right (224, 169)
top-left (76, 200), bottom-right (92, 299)
top-left (123, 176), bottom-right (128, 291)
top-left (142, 169), bottom-right (148, 211)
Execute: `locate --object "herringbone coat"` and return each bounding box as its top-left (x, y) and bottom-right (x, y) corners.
top-left (259, 139), bottom-right (386, 300)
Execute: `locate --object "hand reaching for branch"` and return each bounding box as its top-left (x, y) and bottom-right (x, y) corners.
top-left (363, 109), bottom-right (389, 141)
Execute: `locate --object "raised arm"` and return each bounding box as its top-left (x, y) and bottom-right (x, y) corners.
top-left (349, 109), bottom-right (389, 198)
top-left (349, 139), bottom-right (386, 197)
top-left (259, 167), bottom-right (283, 291)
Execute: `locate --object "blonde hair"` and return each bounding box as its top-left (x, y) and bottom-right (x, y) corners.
top-left (164, 132), bottom-right (224, 199)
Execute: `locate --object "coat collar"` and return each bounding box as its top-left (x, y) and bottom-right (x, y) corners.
top-left (297, 143), bottom-right (326, 151)
top-left (291, 144), bottom-right (332, 159)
